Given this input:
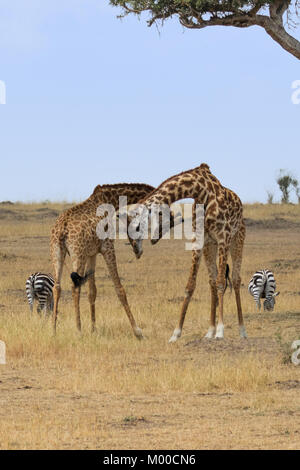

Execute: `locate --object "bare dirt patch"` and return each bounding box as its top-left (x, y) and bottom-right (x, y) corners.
top-left (245, 217), bottom-right (300, 230)
top-left (184, 336), bottom-right (280, 358)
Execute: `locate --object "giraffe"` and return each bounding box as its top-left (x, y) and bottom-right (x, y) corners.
top-left (127, 163), bottom-right (247, 341)
top-left (50, 183), bottom-right (155, 338)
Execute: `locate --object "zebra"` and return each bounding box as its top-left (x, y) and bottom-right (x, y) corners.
top-left (26, 272), bottom-right (54, 315)
top-left (248, 270), bottom-right (280, 312)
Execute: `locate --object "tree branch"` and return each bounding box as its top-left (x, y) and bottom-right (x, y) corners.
top-left (110, 1), bottom-right (300, 60)
top-left (256, 13), bottom-right (300, 58)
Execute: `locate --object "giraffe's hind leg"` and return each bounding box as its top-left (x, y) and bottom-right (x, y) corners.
top-left (86, 255), bottom-right (97, 333)
top-left (214, 239), bottom-right (231, 339)
top-left (101, 241), bottom-right (143, 340)
top-left (71, 257), bottom-right (86, 332)
top-left (230, 227), bottom-right (247, 338)
top-left (169, 249), bottom-right (202, 343)
top-left (51, 242), bottom-right (66, 334)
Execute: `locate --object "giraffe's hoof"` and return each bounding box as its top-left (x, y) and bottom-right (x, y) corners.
top-left (204, 327), bottom-right (216, 339)
top-left (169, 329), bottom-right (182, 343)
top-left (168, 336), bottom-right (178, 344)
top-left (239, 326), bottom-right (248, 339)
top-left (215, 324), bottom-right (224, 339)
top-left (134, 327), bottom-right (143, 340)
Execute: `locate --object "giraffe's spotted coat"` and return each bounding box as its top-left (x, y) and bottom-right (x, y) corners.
top-left (50, 183), bottom-right (155, 337)
top-left (131, 163), bottom-right (247, 341)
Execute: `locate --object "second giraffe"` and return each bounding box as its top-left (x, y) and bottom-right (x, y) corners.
top-left (50, 183), bottom-right (155, 338)
top-left (127, 163), bottom-right (247, 341)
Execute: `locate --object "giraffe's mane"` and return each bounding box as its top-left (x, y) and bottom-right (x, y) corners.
top-left (155, 163), bottom-right (211, 192)
top-left (137, 163), bottom-right (212, 203)
top-left (92, 183), bottom-right (155, 195)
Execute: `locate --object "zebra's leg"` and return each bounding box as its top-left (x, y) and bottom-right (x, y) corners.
top-left (101, 241), bottom-right (143, 339)
top-left (203, 238), bottom-right (218, 339)
top-left (29, 294), bottom-right (34, 314)
top-left (38, 295), bottom-right (48, 316)
top-left (86, 255), bottom-right (97, 333)
top-left (26, 282), bottom-right (34, 313)
top-left (41, 301), bottom-right (48, 317)
top-left (169, 249), bottom-right (202, 343)
top-left (230, 227), bottom-right (247, 338)
top-left (37, 302), bottom-right (42, 316)
top-left (49, 294), bottom-right (54, 314)
top-left (43, 296), bottom-right (52, 317)
top-left (51, 243), bottom-right (66, 334)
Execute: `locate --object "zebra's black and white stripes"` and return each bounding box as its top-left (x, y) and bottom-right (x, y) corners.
top-left (26, 273), bottom-right (54, 315)
top-left (248, 270), bottom-right (280, 312)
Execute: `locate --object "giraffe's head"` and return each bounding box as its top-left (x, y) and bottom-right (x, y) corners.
top-left (125, 204), bottom-right (183, 258)
top-left (126, 204), bottom-right (148, 259)
top-left (263, 292), bottom-right (280, 312)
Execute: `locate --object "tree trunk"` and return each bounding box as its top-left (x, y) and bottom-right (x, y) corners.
top-left (258, 17), bottom-right (300, 60)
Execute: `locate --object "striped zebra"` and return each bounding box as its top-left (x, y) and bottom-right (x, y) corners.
top-left (26, 273), bottom-right (54, 315)
top-left (248, 270), bottom-right (280, 312)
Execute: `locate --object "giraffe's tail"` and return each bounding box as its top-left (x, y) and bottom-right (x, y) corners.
top-left (224, 264), bottom-right (233, 294)
top-left (71, 270), bottom-right (94, 288)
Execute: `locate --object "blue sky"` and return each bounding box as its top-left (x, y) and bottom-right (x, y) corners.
top-left (0, 0), bottom-right (299, 203)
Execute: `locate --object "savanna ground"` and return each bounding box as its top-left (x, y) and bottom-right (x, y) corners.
top-left (0, 201), bottom-right (299, 450)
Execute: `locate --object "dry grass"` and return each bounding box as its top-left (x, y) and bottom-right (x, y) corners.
top-left (0, 202), bottom-right (300, 449)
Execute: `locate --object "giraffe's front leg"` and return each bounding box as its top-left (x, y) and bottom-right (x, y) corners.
top-left (101, 242), bottom-right (143, 340)
top-left (169, 249), bottom-right (202, 343)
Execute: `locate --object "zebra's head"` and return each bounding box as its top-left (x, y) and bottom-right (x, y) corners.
top-left (263, 292), bottom-right (280, 312)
